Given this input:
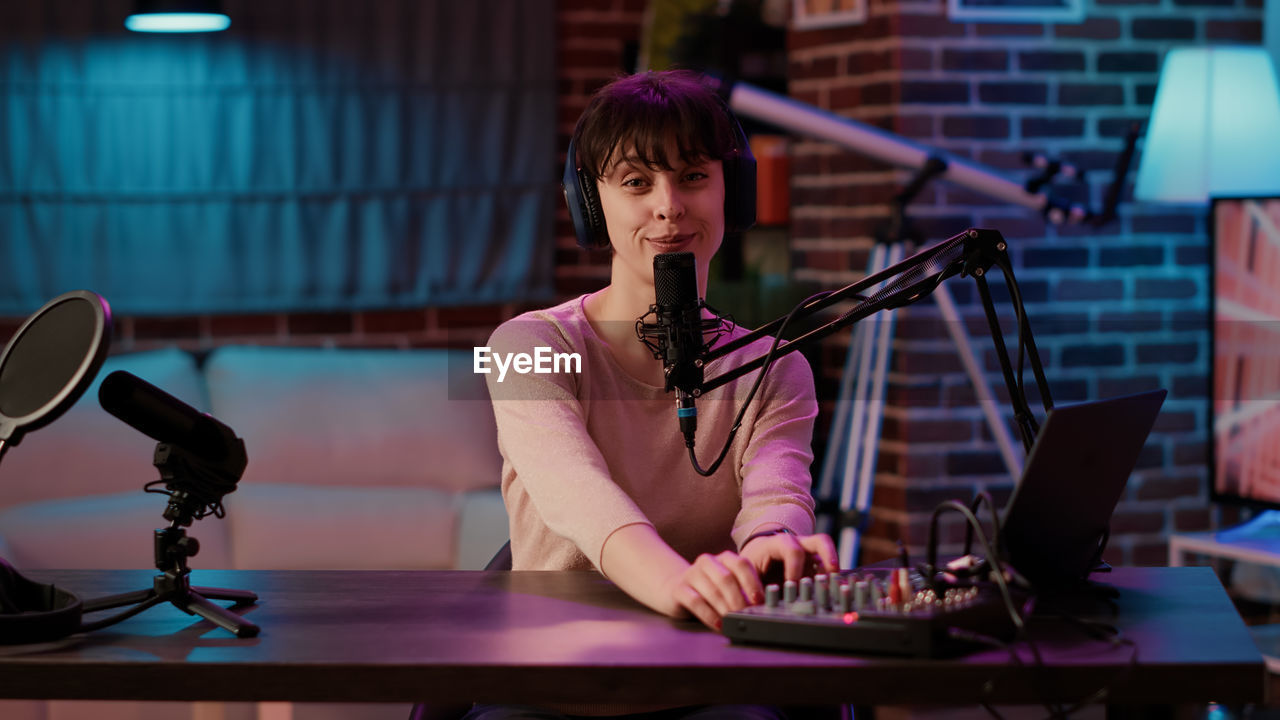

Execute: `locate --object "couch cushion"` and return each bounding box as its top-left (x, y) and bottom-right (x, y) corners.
top-left (0, 348), bottom-right (209, 509)
top-left (0, 490), bottom-right (233, 570)
top-left (203, 346), bottom-right (500, 494)
top-left (455, 488), bottom-right (509, 570)
top-left (225, 483), bottom-right (457, 570)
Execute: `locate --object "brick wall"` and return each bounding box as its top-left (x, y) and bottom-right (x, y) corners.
top-left (551, 0), bottom-right (647, 298)
top-left (788, 0), bottom-right (1262, 564)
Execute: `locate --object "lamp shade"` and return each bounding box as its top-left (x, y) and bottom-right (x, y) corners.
top-left (1134, 47), bottom-right (1280, 204)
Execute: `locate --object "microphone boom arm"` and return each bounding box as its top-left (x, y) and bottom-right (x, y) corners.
top-left (698, 228), bottom-right (1052, 453)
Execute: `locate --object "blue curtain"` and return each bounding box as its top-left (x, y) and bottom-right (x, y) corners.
top-left (0, 0), bottom-right (557, 315)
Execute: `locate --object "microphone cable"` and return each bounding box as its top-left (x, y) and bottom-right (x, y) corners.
top-left (683, 270), bottom-right (902, 477)
top-left (684, 288), bottom-right (833, 477)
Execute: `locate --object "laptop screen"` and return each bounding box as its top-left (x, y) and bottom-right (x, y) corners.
top-left (999, 389), bottom-right (1166, 588)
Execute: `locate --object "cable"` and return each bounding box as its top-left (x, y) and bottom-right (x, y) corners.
top-left (923, 500), bottom-right (1030, 647)
top-left (923, 499), bottom-right (1080, 718)
top-left (927, 495), bottom-right (1141, 720)
top-left (687, 289), bottom-right (833, 476)
top-left (962, 491), bottom-right (1004, 564)
top-left (77, 593), bottom-right (167, 633)
top-left (993, 250), bottom-right (1052, 416)
top-left (685, 240), bottom-right (960, 477)
top-left (144, 478), bottom-right (228, 521)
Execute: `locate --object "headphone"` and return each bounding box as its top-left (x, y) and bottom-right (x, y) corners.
top-left (562, 96), bottom-right (757, 250)
top-left (0, 557), bottom-right (83, 645)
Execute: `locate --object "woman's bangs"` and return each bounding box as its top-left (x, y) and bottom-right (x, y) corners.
top-left (618, 106), bottom-right (717, 172)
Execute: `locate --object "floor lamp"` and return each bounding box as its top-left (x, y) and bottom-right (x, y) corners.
top-left (1137, 45), bottom-right (1280, 670)
top-left (1136, 45), bottom-right (1280, 542)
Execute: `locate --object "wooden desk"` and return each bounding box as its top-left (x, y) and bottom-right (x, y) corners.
top-left (0, 567), bottom-right (1266, 708)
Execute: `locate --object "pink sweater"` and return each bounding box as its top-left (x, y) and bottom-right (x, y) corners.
top-left (485, 294), bottom-right (818, 573)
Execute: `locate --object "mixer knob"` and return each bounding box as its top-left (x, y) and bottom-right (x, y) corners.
top-left (783, 579), bottom-right (798, 604)
top-left (887, 574), bottom-right (903, 606)
top-left (799, 577), bottom-right (813, 603)
top-left (894, 568), bottom-right (913, 605)
top-left (765, 583), bottom-right (781, 608)
top-left (854, 579), bottom-right (870, 610)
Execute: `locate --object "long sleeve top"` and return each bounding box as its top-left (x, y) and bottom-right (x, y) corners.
top-left (484, 294), bottom-right (819, 573)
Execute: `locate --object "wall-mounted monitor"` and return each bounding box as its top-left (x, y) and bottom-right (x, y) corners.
top-left (1211, 196), bottom-right (1280, 512)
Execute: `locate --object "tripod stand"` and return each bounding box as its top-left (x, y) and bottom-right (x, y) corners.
top-left (78, 422), bottom-right (258, 639)
top-left (81, 523), bottom-right (259, 638)
top-left (814, 160), bottom-right (1026, 568)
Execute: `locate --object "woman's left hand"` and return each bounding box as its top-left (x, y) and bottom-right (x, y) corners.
top-left (740, 530), bottom-right (839, 584)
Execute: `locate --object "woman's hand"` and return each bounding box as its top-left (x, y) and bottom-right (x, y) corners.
top-left (661, 550), bottom-right (766, 631)
top-left (739, 530), bottom-right (839, 584)
top-left (600, 524), bottom-right (836, 632)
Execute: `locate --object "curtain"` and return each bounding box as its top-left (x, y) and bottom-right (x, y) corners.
top-left (0, 0), bottom-right (557, 315)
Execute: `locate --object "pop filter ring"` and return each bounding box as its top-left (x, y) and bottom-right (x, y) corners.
top-left (0, 289), bottom-right (111, 644)
top-left (0, 289), bottom-right (112, 452)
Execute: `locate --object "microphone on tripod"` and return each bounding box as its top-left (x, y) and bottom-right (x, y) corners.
top-left (85, 370), bottom-right (258, 638)
top-left (639, 252), bottom-right (709, 447)
top-left (99, 370), bottom-right (247, 527)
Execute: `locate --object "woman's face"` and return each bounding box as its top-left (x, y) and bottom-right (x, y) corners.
top-left (594, 135), bottom-right (725, 292)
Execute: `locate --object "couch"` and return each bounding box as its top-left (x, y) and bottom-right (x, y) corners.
top-left (0, 345), bottom-right (508, 720)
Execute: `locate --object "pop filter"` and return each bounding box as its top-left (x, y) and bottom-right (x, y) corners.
top-left (0, 290), bottom-right (111, 644)
top-left (0, 290), bottom-right (112, 458)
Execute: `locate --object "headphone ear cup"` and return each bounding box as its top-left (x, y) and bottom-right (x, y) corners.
top-left (562, 139), bottom-right (609, 250)
top-left (577, 168), bottom-right (608, 248)
top-left (723, 148), bottom-right (757, 235)
top-left (721, 108), bottom-right (757, 235)
top-left (0, 558), bottom-right (83, 645)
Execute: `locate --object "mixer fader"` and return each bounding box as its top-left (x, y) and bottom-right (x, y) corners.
top-left (722, 568), bottom-right (1017, 658)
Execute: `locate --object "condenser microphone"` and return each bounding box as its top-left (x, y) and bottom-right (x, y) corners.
top-left (99, 370), bottom-right (237, 462)
top-left (653, 251), bottom-right (703, 445)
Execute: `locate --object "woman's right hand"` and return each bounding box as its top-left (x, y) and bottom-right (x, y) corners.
top-left (662, 550), bottom-right (766, 631)
top-left (601, 524), bottom-right (770, 632)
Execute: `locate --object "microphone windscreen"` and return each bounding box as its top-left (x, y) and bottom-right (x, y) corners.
top-left (98, 370), bottom-right (228, 460)
top-left (654, 251), bottom-right (697, 308)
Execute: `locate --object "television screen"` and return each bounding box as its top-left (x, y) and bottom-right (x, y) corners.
top-left (1212, 196), bottom-right (1280, 509)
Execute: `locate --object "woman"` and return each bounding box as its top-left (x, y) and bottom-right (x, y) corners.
top-left (477, 70), bottom-right (837, 719)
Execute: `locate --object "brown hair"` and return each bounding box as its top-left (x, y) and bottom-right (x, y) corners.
top-left (570, 70), bottom-right (738, 181)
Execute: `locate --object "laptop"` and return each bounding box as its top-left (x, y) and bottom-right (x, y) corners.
top-left (998, 388), bottom-right (1167, 589)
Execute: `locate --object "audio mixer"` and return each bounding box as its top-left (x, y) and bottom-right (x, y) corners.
top-left (721, 568), bottom-right (1018, 658)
